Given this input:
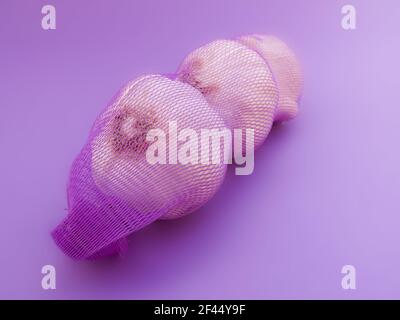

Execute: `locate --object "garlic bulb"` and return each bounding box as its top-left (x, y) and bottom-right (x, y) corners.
top-left (176, 39), bottom-right (279, 150)
top-left (238, 35), bottom-right (303, 122)
top-left (91, 75), bottom-right (228, 220)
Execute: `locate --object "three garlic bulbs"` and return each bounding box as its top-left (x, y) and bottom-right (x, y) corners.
top-left (52, 34), bottom-right (303, 259)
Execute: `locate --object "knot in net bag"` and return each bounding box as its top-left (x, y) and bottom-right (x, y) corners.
top-left (52, 75), bottom-right (228, 259)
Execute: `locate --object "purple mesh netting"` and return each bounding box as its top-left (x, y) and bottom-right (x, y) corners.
top-left (52, 35), bottom-right (303, 260)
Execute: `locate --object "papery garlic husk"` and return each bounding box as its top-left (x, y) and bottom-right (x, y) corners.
top-left (238, 35), bottom-right (303, 122)
top-left (176, 39), bottom-right (279, 150)
top-left (91, 74), bottom-right (228, 220)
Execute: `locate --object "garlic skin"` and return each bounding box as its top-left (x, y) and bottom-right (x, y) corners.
top-left (176, 39), bottom-right (279, 150)
top-left (91, 75), bottom-right (228, 220)
top-left (238, 35), bottom-right (303, 122)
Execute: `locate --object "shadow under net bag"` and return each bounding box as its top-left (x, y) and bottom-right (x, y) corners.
top-left (52, 34), bottom-right (303, 260)
top-left (52, 75), bottom-right (228, 259)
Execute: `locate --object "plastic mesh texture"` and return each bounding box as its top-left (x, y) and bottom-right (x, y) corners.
top-left (52, 35), bottom-right (303, 260)
top-left (238, 35), bottom-right (303, 122)
top-left (52, 75), bottom-right (228, 259)
top-left (176, 40), bottom-right (279, 150)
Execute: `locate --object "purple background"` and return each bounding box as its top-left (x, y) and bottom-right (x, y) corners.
top-left (1, 0), bottom-right (399, 299)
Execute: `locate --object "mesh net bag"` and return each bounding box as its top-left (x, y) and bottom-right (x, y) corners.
top-left (176, 39), bottom-right (279, 150)
top-left (52, 35), bottom-right (303, 260)
top-left (52, 75), bottom-right (228, 259)
top-left (238, 35), bottom-right (303, 122)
